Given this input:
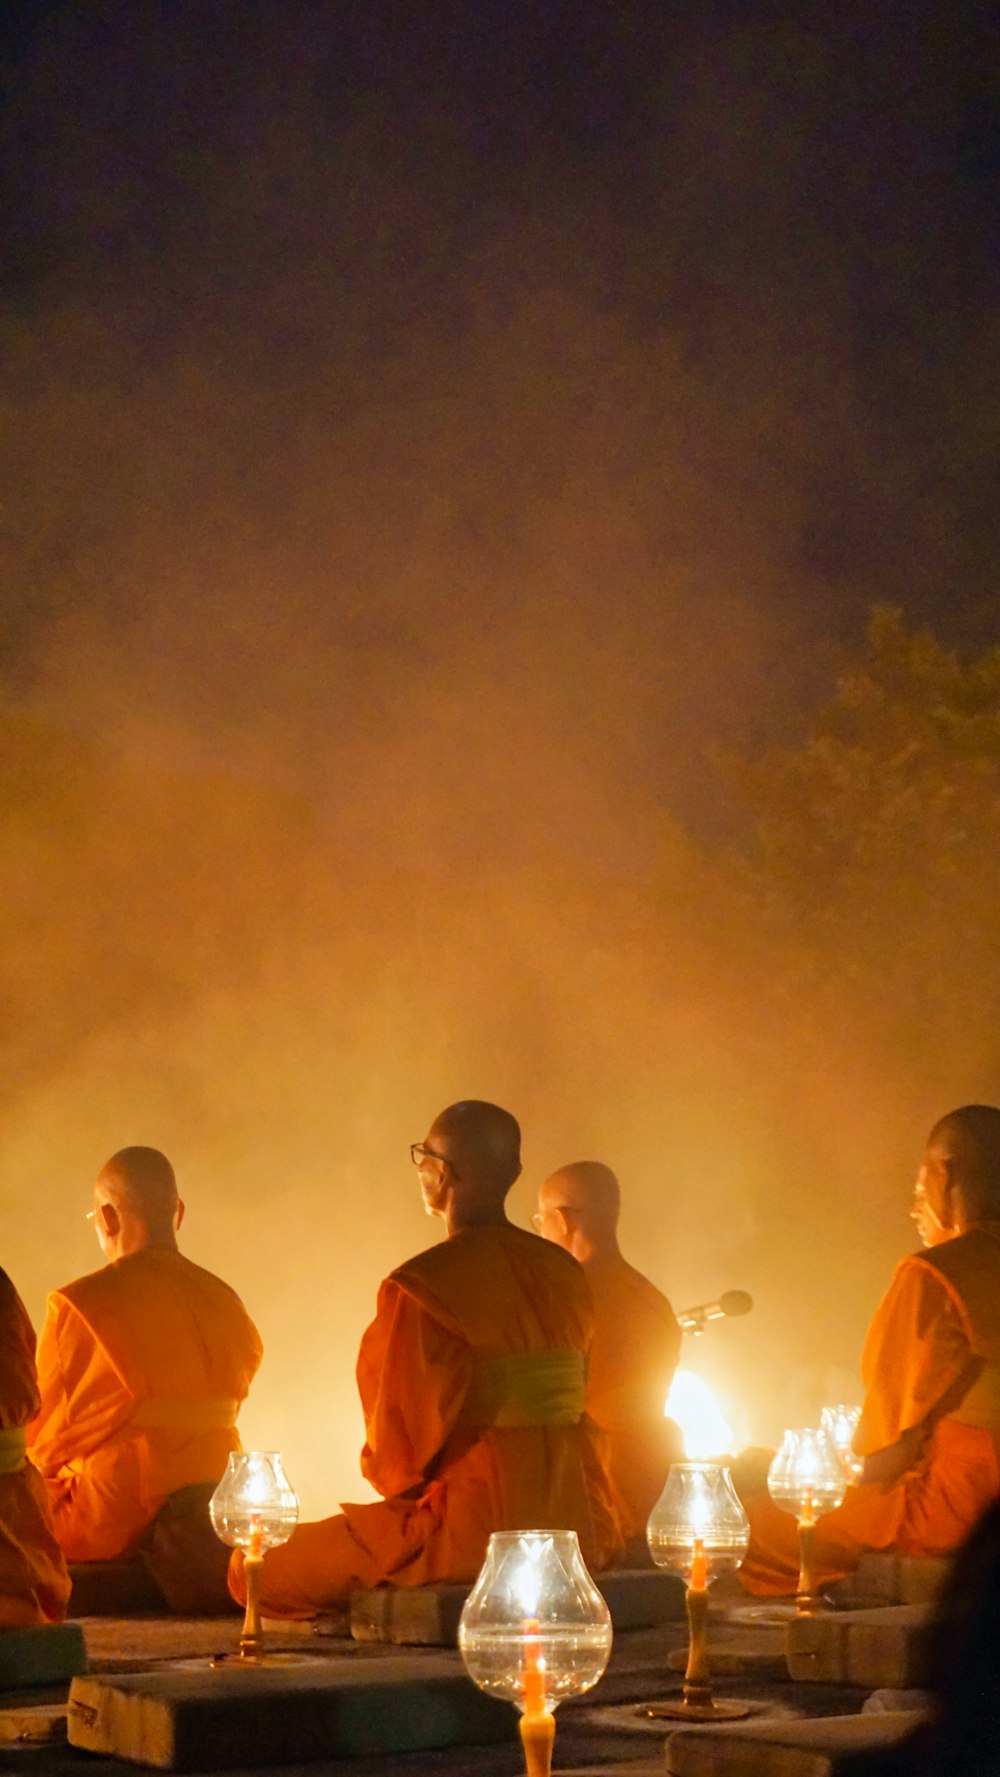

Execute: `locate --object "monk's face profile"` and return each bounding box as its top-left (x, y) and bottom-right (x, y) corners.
top-left (411, 1124), bottom-right (458, 1220)
top-left (911, 1145), bottom-right (955, 1248)
top-left (535, 1178), bottom-right (575, 1252)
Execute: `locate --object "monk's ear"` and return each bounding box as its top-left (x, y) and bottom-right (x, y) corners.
top-left (98, 1202), bottom-right (118, 1236)
top-left (175, 1199), bottom-right (186, 1231)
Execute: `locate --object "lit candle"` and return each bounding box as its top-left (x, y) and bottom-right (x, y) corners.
top-left (521, 1616), bottom-right (545, 1716)
top-left (689, 1534), bottom-right (708, 1591)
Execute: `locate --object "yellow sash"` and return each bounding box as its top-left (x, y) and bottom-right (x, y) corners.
top-left (130, 1397), bottom-right (238, 1432)
top-left (947, 1361), bottom-right (1000, 1430)
top-left (0, 1426), bottom-right (27, 1475)
top-left (464, 1351), bottom-right (586, 1428)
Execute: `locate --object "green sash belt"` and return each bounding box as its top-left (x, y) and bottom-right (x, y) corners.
top-left (464, 1351), bottom-right (586, 1428)
top-left (130, 1397), bottom-right (238, 1432)
top-left (948, 1361), bottom-right (1000, 1430)
top-left (0, 1426), bottom-right (27, 1475)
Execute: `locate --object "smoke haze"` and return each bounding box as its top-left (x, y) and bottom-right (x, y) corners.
top-left (2, 0), bottom-right (997, 1511)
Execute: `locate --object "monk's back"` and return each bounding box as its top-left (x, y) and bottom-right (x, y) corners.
top-left (60, 1248), bottom-right (260, 1397)
top-left (393, 1224), bottom-right (592, 1355)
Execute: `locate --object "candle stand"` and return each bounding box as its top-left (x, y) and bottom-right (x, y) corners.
top-left (768, 1428), bottom-right (847, 1615)
top-left (644, 1460), bottom-right (751, 1721)
top-left (459, 1530), bottom-right (612, 1777)
top-left (209, 1451), bottom-right (299, 1664)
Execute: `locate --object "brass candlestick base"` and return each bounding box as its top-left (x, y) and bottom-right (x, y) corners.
top-left (519, 1707), bottom-right (555, 1777)
top-left (641, 1583), bottom-right (751, 1724)
top-left (795, 1515), bottom-right (830, 1616)
top-left (211, 1551), bottom-right (310, 1667)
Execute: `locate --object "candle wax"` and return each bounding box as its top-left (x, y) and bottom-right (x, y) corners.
top-left (690, 1535), bottom-right (708, 1591)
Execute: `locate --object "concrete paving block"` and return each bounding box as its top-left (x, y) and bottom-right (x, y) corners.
top-left (67, 1652), bottom-right (513, 1770)
top-left (825, 1553), bottom-right (951, 1611)
top-left (0, 1701), bottom-right (68, 1745)
top-left (0, 1623), bottom-right (87, 1690)
top-left (351, 1568), bottom-right (685, 1645)
top-left (664, 1709), bottom-right (926, 1776)
top-left (786, 1605), bottom-right (932, 1688)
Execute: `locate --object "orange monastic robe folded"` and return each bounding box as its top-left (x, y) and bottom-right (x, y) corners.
top-left (740, 1224), bottom-right (1000, 1594)
top-left (237, 1224), bottom-right (622, 1617)
top-left (0, 1269), bottom-right (70, 1626)
top-left (28, 1248), bottom-right (263, 1563)
top-left (585, 1255), bottom-right (683, 1539)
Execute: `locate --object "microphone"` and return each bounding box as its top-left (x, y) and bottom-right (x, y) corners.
top-left (676, 1290), bottom-right (753, 1335)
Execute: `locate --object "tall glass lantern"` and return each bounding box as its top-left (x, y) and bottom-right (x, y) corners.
top-left (459, 1530), bottom-right (612, 1777)
top-left (209, 1451), bottom-right (299, 1662)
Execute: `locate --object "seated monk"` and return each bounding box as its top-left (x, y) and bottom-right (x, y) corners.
top-left (738, 1104), bottom-right (1000, 1595)
top-left (0, 1269), bottom-right (70, 1626)
top-left (536, 1162), bottom-right (683, 1542)
top-left (29, 1146), bottom-right (262, 1612)
top-left (230, 1100), bottom-right (621, 1617)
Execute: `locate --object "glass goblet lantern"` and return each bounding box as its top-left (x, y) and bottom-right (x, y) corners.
top-left (459, 1530), bottom-right (612, 1777)
top-left (645, 1461), bottom-right (751, 1721)
top-left (820, 1404), bottom-right (864, 1485)
top-left (209, 1451), bottom-right (299, 1662)
top-left (768, 1427), bottom-right (846, 1615)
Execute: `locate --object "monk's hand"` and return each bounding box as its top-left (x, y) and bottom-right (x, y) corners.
top-left (860, 1419), bottom-right (933, 1490)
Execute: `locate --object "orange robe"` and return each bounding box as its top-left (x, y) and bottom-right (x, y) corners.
top-left (235, 1224), bottom-right (622, 1616)
top-left (585, 1254), bottom-right (683, 1539)
top-left (0, 1269), bottom-right (70, 1626)
top-left (740, 1224), bottom-right (1000, 1594)
top-left (29, 1247), bottom-right (262, 1563)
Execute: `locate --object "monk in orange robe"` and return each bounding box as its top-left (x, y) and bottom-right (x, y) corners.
top-left (739, 1105), bottom-right (1000, 1594)
top-left (29, 1146), bottom-right (262, 1610)
top-left (0, 1269), bottom-right (70, 1627)
top-left (231, 1101), bottom-right (621, 1617)
top-left (536, 1162), bottom-right (683, 1542)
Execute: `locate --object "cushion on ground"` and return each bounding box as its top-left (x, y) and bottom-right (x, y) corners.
top-left (68, 1559), bottom-right (166, 1617)
top-left (785, 1605), bottom-right (933, 1688)
top-left (0, 1623), bottom-right (87, 1690)
top-left (664, 1709), bottom-right (928, 1777)
top-left (67, 1653), bottom-right (513, 1771)
top-left (350, 1566), bottom-right (685, 1645)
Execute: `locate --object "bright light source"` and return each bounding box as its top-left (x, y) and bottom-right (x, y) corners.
top-left (665, 1371), bottom-right (734, 1459)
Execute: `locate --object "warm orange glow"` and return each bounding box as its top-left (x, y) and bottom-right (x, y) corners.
top-left (666, 1371), bottom-right (735, 1460)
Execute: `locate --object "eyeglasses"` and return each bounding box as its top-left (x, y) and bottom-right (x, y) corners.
top-left (85, 1209), bottom-right (96, 1223)
top-left (410, 1142), bottom-right (452, 1170)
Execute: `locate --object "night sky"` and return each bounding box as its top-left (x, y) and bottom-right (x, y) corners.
top-left (3, 0), bottom-right (998, 1506)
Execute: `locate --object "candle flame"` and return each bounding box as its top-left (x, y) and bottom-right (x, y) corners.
top-left (665, 1370), bottom-right (733, 1459)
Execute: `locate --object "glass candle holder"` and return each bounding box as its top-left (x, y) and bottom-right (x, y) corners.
top-left (820, 1404), bottom-right (864, 1484)
top-left (768, 1428), bottom-right (846, 1614)
top-left (645, 1461), bottom-right (751, 1721)
top-left (209, 1451), bottom-right (299, 1662)
top-left (459, 1530), bottom-right (612, 1777)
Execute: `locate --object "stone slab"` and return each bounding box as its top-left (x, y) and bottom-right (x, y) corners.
top-left (0, 1623), bottom-right (87, 1691)
top-left (351, 1567), bottom-right (685, 1645)
top-left (664, 1709), bottom-right (925, 1776)
top-left (0, 1701), bottom-right (68, 1745)
top-left (785, 1605), bottom-right (932, 1689)
top-left (67, 1653), bottom-right (514, 1770)
top-left (824, 1552), bottom-right (950, 1611)
top-left (667, 1626), bottom-right (788, 1681)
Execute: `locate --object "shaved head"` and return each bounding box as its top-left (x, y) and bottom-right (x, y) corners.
top-left (96, 1146), bottom-right (180, 1238)
top-left (428, 1101), bottom-right (522, 1195)
top-left (926, 1106), bottom-right (1000, 1222)
top-left (542, 1162), bottom-right (621, 1232)
top-left (537, 1161), bottom-right (622, 1264)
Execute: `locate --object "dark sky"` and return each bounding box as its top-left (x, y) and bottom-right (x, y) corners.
top-left (2, 0), bottom-right (998, 1504)
top-left (4, 0), bottom-right (997, 719)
